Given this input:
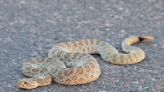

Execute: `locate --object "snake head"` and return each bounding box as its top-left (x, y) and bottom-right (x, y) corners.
top-left (22, 58), bottom-right (45, 77)
top-left (18, 78), bottom-right (38, 89)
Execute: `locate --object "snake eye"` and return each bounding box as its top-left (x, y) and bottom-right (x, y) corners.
top-left (23, 81), bottom-right (27, 84)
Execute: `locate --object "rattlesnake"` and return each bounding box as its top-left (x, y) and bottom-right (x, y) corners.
top-left (18, 36), bottom-right (154, 89)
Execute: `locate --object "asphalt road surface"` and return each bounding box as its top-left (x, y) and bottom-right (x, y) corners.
top-left (0, 0), bottom-right (163, 92)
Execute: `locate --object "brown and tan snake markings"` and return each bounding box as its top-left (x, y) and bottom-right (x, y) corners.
top-left (18, 36), bottom-right (154, 89)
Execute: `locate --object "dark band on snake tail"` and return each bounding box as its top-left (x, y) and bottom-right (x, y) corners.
top-left (138, 36), bottom-right (145, 42)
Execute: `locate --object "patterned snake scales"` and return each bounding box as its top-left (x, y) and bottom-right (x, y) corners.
top-left (18, 36), bottom-right (154, 89)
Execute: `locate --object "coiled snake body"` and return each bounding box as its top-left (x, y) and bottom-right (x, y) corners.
top-left (18, 36), bottom-right (154, 89)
